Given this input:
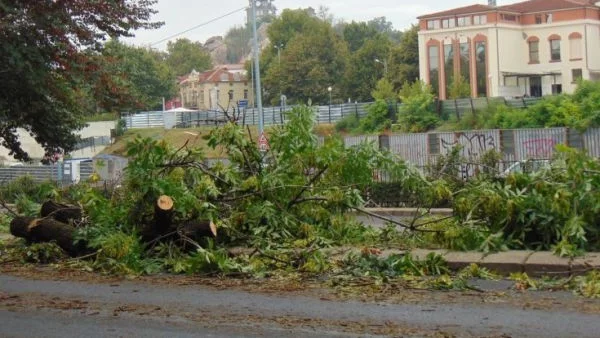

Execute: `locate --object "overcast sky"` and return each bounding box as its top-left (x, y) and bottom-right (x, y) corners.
top-left (126, 0), bottom-right (522, 50)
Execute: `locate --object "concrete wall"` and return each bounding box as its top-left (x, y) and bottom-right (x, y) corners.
top-left (0, 121), bottom-right (115, 164)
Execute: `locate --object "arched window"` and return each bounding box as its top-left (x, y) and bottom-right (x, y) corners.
top-left (527, 36), bottom-right (539, 63)
top-left (548, 34), bottom-right (561, 62)
top-left (569, 32), bottom-right (583, 60)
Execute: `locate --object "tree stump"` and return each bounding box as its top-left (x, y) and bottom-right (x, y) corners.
top-left (9, 216), bottom-right (83, 256)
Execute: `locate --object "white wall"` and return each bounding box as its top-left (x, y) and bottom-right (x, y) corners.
top-left (0, 121), bottom-right (115, 164)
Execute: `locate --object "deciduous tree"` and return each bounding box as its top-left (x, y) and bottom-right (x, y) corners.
top-left (0, 0), bottom-right (161, 161)
top-left (166, 38), bottom-right (212, 77)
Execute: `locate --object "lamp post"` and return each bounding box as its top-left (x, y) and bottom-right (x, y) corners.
top-left (374, 58), bottom-right (388, 77)
top-left (328, 86), bottom-right (332, 123)
top-left (275, 43), bottom-right (284, 109)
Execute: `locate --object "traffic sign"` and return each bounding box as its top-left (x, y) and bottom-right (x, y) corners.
top-left (258, 132), bottom-right (269, 151)
top-left (238, 99), bottom-right (249, 108)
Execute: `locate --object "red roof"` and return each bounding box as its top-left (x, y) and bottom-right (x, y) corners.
top-left (499, 0), bottom-right (596, 13)
top-left (418, 0), bottom-right (597, 19)
top-left (418, 4), bottom-right (494, 19)
top-left (180, 66), bottom-right (247, 84)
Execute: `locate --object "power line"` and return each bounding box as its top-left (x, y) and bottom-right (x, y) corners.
top-left (150, 6), bottom-right (247, 47)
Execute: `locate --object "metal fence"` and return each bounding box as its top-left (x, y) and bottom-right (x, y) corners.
top-left (0, 161), bottom-right (94, 185)
top-left (123, 96), bottom-right (545, 129)
top-left (72, 136), bottom-right (112, 151)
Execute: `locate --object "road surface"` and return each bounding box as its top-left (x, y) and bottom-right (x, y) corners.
top-left (1, 273), bottom-right (599, 337)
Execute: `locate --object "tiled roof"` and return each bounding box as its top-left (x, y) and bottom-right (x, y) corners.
top-left (180, 66), bottom-right (247, 84)
top-left (499, 0), bottom-right (597, 13)
top-left (418, 0), bottom-right (598, 19)
top-left (418, 4), bottom-right (494, 19)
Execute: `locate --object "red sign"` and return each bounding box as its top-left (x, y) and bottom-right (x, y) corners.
top-left (258, 132), bottom-right (269, 151)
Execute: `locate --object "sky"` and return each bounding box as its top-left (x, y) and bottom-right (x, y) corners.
top-left (126, 0), bottom-right (522, 50)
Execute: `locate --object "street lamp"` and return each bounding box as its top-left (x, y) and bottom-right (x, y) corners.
top-left (328, 86), bottom-right (332, 123)
top-left (374, 58), bottom-right (388, 77)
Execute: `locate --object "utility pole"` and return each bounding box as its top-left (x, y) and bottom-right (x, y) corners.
top-left (251, 0), bottom-right (264, 138)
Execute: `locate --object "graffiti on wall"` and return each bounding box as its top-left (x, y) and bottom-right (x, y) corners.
top-left (441, 132), bottom-right (499, 178)
top-left (521, 138), bottom-right (557, 159)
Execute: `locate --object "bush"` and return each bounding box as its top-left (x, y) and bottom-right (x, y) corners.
top-left (397, 81), bottom-right (439, 132)
top-left (359, 100), bottom-right (391, 132)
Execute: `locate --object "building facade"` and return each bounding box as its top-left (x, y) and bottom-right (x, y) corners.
top-left (417, 0), bottom-right (600, 99)
top-left (179, 65), bottom-right (253, 111)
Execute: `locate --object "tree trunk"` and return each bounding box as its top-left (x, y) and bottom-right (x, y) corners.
top-left (154, 195), bottom-right (174, 234)
top-left (40, 200), bottom-right (82, 224)
top-left (179, 219), bottom-right (217, 239)
top-left (9, 216), bottom-right (37, 239)
top-left (10, 217), bottom-right (83, 256)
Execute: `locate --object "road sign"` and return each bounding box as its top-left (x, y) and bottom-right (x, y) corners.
top-left (238, 99), bottom-right (249, 108)
top-left (258, 132), bottom-right (269, 152)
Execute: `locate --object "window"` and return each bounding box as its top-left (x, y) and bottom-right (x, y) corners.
top-left (442, 18), bottom-right (455, 28)
top-left (457, 16), bottom-right (471, 27)
top-left (428, 45), bottom-right (440, 97)
top-left (475, 41), bottom-right (487, 97)
top-left (550, 39), bottom-right (561, 61)
top-left (569, 34), bottom-right (583, 60)
top-left (535, 15), bottom-right (542, 24)
top-left (228, 90), bottom-right (234, 101)
top-left (244, 89), bottom-right (248, 99)
top-left (545, 13), bottom-right (553, 23)
top-left (572, 69), bottom-right (583, 82)
top-left (529, 40), bottom-right (539, 63)
top-left (444, 43), bottom-right (455, 97)
top-left (473, 15), bottom-right (487, 25)
top-left (551, 84), bottom-right (562, 95)
top-left (501, 14), bottom-right (517, 22)
top-left (427, 20), bottom-right (440, 30)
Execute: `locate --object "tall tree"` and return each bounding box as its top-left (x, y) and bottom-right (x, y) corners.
top-left (166, 38), bottom-right (212, 76)
top-left (261, 9), bottom-right (348, 105)
top-left (388, 25), bottom-right (420, 91)
top-left (342, 21), bottom-right (379, 53)
top-left (342, 34), bottom-right (391, 102)
top-left (263, 10), bottom-right (348, 105)
top-left (0, 0), bottom-right (161, 161)
top-left (101, 40), bottom-right (176, 111)
top-left (224, 25), bottom-right (251, 64)
top-left (367, 17), bottom-right (402, 43)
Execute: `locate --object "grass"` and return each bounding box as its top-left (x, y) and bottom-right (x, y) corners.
top-left (83, 113), bottom-right (118, 122)
top-left (103, 124), bottom-right (337, 158)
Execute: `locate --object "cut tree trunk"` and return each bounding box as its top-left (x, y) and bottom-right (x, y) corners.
top-left (154, 195), bottom-right (174, 234)
top-left (9, 217), bottom-right (84, 256)
top-left (40, 200), bottom-right (82, 224)
top-left (179, 219), bottom-right (217, 239)
top-left (9, 216), bottom-right (37, 239)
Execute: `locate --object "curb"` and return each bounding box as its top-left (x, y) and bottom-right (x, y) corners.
top-left (408, 249), bottom-right (600, 277)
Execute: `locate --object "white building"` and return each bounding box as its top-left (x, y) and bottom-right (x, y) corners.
top-left (417, 0), bottom-right (600, 99)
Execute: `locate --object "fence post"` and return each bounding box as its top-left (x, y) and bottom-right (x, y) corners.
top-left (355, 102), bottom-right (359, 120)
top-left (522, 97), bottom-right (527, 108)
top-left (470, 97), bottom-right (475, 115)
top-left (454, 99), bottom-right (460, 120)
top-left (328, 104), bottom-right (332, 124)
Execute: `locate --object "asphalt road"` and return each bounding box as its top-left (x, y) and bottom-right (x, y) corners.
top-left (1, 274), bottom-right (599, 337)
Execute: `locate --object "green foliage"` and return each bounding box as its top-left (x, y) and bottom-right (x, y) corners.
top-left (397, 81), bottom-right (439, 132)
top-left (387, 25), bottom-right (419, 91)
top-left (339, 251), bottom-right (448, 279)
top-left (22, 242), bottom-right (68, 264)
top-left (454, 146), bottom-right (600, 254)
top-left (359, 100), bottom-right (392, 133)
top-left (0, 214), bottom-right (11, 234)
top-left (447, 75), bottom-right (471, 99)
top-left (371, 78), bottom-right (396, 102)
top-left (573, 270), bottom-right (600, 298)
top-left (101, 40), bottom-right (176, 111)
top-left (0, 176), bottom-right (59, 203)
top-left (166, 38), bottom-right (212, 76)
top-left (334, 114), bottom-right (361, 133)
top-left (0, 0), bottom-right (160, 160)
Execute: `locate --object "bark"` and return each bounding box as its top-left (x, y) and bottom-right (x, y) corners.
top-left (179, 219), bottom-right (217, 239)
top-left (40, 200), bottom-right (83, 224)
top-left (154, 195), bottom-right (174, 234)
top-left (9, 217), bottom-right (84, 256)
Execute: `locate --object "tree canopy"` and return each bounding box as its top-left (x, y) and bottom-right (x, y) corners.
top-left (165, 38), bottom-right (212, 77)
top-left (0, 0), bottom-right (161, 161)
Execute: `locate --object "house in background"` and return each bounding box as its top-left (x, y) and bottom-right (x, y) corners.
top-left (417, 0), bottom-right (600, 99)
top-left (179, 65), bottom-right (253, 111)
